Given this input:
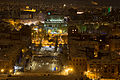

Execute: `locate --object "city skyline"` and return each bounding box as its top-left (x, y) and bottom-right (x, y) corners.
top-left (0, 0), bottom-right (120, 80)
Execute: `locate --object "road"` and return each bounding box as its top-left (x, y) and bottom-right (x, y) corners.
top-left (4, 73), bottom-right (81, 80)
top-left (6, 76), bottom-right (68, 80)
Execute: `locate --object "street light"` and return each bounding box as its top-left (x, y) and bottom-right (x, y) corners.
top-left (48, 29), bottom-right (51, 34)
top-left (9, 69), bottom-right (13, 73)
top-left (59, 29), bottom-right (62, 34)
top-left (63, 4), bottom-right (66, 7)
top-left (84, 70), bottom-right (100, 80)
top-left (100, 39), bottom-right (102, 42)
top-left (64, 68), bottom-right (73, 75)
top-left (1, 69), bottom-right (4, 73)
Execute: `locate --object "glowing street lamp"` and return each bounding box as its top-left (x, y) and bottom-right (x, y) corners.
top-left (64, 68), bottom-right (73, 75)
top-left (1, 69), bottom-right (4, 73)
top-left (63, 4), bottom-right (66, 7)
top-left (59, 29), bottom-right (62, 34)
top-left (9, 69), bottom-right (13, 73)
top-left (100, 39), bottom-right (102, 42)
top-left (48, 29), bottom-right (51, 34)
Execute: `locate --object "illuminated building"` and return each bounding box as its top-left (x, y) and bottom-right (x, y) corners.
top-left (109, 37), bottom-right (120, 51)
top-left (87, 56), bottom-right (120, 79)
top-left (0, 21), bottom-right (30, 74)
top-left (44, 15), bottom-right (68, 34)
top-left (69, 55), bottom-right (87, 76)
top-left (68, 30), bottom-right (99, 59)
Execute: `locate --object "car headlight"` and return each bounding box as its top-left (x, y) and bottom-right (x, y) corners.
top-left (9, 69), bottom-right (13, 73)
top-left (1, 69), bottom-right (4, 72)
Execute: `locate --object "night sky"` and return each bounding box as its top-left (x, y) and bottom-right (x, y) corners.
top-left (0, 0), bottom-right (120, 8)
top-left (95, 0), bottom-right (120, 8)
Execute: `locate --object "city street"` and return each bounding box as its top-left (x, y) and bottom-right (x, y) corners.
top-left (2, 72), bottom-right (82, 80)
top-left (25, 44), bottom-right (62, 72)
top-left (6, 75), bottom-right (70, 80)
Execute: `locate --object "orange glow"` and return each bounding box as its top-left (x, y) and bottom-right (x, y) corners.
top-left (24, 9), bottom-right (36, 12)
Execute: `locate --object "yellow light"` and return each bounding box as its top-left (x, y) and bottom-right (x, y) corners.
top-left (63, 4), bottom-right (66, 7)
top-left (32, 41), bottom-right (35, 43)
top-left (100, 39), bottom-right (102, 42)
top-left (26, 6), bottom-right (29, 9)
top-left (63, 68), bottom-right (74, 75)
top-left (69, 68), bottom-right (73, 71)
top-left (22, 49), bottom-right (25, 53)
top-left (48, 29), bottom-right (51, 34)
top-left (65, 69), bottom-right (69, 72)
top-left (14, 72), bottom-right (22, 75)
top-left (9, 69), bottom-right (13, 73)
top-left (65, 68), bottom-right (73, 72)
top-left (94, 52), bottom-right (98, 57)
top-left (24, 9), bottom-right (36, 12)
top-left (31, 33), bottom-right (33, 35)
top-left (1, 69), bottom-right (4, 72)
top-left (106, 44), bottom-right (109, 47)
top-left (40, 11), bottom-right (42, 13)
top-left (59, 29), bottom-right (62, 34)
top-left (39, 28), bottom-right (42, 32)
top-left (87, 70), bottom-right (90, 72)
top-left (56, 67), bottom-right (58, 70)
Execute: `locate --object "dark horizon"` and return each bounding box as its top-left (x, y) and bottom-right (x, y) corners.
top-left (0, 0), bottom-right (120, 8)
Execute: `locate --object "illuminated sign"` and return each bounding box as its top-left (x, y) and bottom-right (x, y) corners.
top-left (54, 67), bottom-right (58, 71)
top-left (77, 12), bottom-right (84, 14)
top-left (48, 12), bottom-right (51, 15)
top-left (45, 19), bottom-right (64, 23)
top-left (45, 22), bottom-right (64, 23)
top-left (108, 6), bottom-right (112, 13)
top-left (49, 19), bottom-right (64, 22)
top-left (24, 9), bottom-right (36, 12)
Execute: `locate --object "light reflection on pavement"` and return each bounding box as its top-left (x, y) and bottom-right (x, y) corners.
top-left (26, 45), bottom-right (61, 73)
